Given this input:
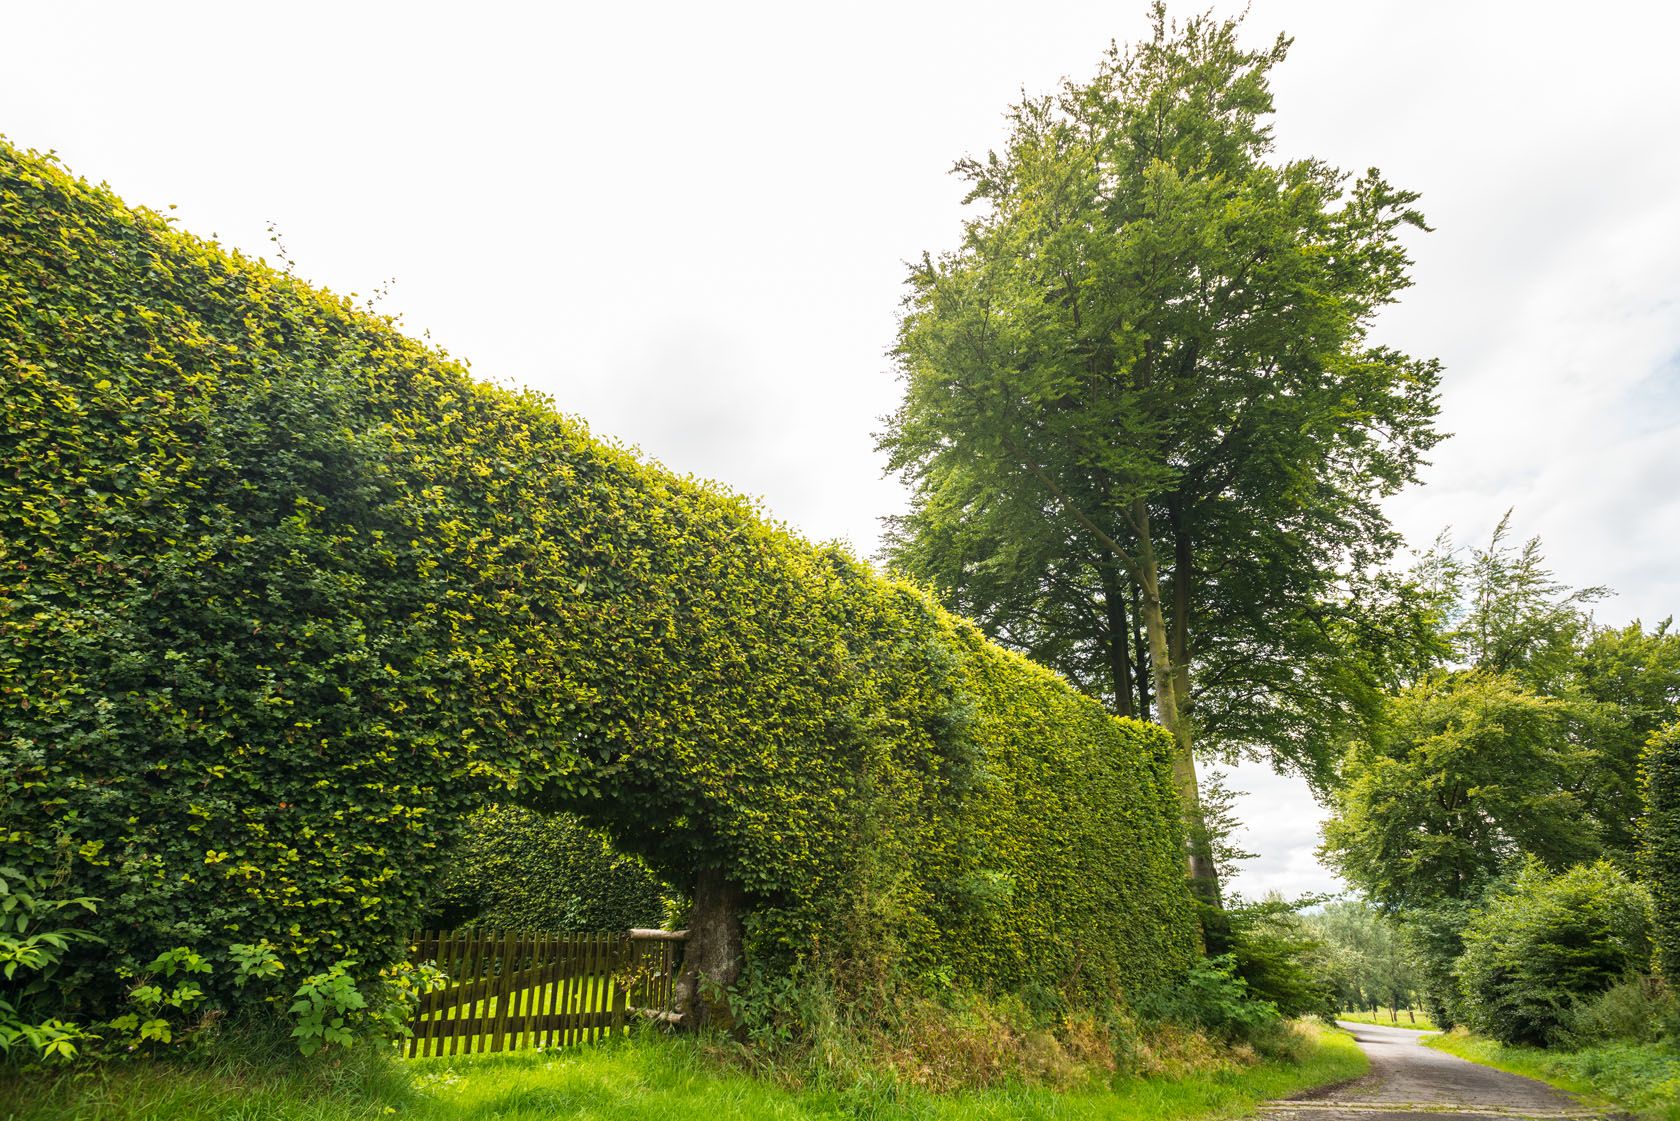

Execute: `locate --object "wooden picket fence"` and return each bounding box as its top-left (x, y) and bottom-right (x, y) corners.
top-left (403, 927), bottom-right (686, 1058)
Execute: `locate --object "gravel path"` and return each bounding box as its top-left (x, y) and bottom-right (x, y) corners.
top-left (1259, 1021), bottom-right (1610, 1121)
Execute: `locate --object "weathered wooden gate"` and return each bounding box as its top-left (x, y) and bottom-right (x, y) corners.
top-left (403, 928), bottom-right (686, 1057)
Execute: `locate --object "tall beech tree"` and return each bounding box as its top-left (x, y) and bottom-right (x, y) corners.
top-left (879, 6), bottom-right (1441, 901)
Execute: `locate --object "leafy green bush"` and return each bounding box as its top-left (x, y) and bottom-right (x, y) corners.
top-left (0, 864), bottom-right (99, 1063)
top-left (423, 806), bottom-right (670, 933)
top-left (1142, 955), bottom-right (1282, 1045)
top-left (0, 141), bottom-right (1198, 1036)
top-left (1455, 860), bottom-right (1653, 1046)
top-left (1201, 900), bottom-right (1337, 1021)
top-left (1558, 974), bottom-right (1675, 1047)
top-left (109, 946), bottom-right (213, 1051)
top-left (1647, 721), bottom-right (1680, 983)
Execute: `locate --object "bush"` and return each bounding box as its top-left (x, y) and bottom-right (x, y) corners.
top-left (0, 863), bottom-right (100, 1063)
top-left (1557, 974), bottom-right (1675, 1047)
top-left (423, 806), bottom-right (671, 933)
top-left (1454, 860), bottom-right (1653, 1046)
top-left (1143, 956), bottom-right (1282, 1046)
top-left (1201, 900), bottom-right (1337, 1021)
top-left (0, 141), bottom-right (1198, 1037)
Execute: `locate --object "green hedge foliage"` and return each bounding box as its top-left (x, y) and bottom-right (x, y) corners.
top-left (1454, 860), bottom-right (1653, 1047)
top-left (424, 806), bottom-right (670, 933)
top-left (1648, 722), bottom-right (1680, 982)
top-left (0, 141), bottom-right (1198, 1026)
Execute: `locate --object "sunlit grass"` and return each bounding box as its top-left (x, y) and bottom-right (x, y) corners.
top-left (2, 1022), bottom-right (1365, 1121)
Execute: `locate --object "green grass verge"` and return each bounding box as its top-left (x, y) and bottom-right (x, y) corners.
top-left (1, 1023), bottom-right (1365, 1121)
top-left (1424, 1030), bottom-right (1680, 1121)
top-left (1334, 1009), bottom-right (1437, 1031)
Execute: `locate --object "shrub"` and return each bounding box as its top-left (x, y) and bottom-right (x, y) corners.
top-left (0, 141), bottom-right (1198, 1036)
top-left (1201, 900), bottom-right (1337, 1021)
top-left (423, 806), bottom-right (670, 933)
top-left (0, 863), bottom-right (99, 1063)
top-left (1142, 955), bottom-right (1282, 1045)
top-left (1454, 860), bottom-right (1653, 1046)
top-left (1557, 974), bottom-right (1674, 1047)
top-left (108, 946), bottom-right (215, 1052)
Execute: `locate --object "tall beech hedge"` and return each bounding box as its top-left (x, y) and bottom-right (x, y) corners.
top-left (0, 142), bottom-right (1197, 1023)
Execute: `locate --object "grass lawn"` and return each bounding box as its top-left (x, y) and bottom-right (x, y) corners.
top-left (1, 1022), bottom-right (1365, 1121)
top-left (1424, 1029), bottom-right (1680, 1121)
top-left (1334, 1009), bottom-right (1437, 1031)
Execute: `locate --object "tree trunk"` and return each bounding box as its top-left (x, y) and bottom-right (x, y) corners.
top-left (1167, 498), bottom-right (1193, 734)
top-left (1166, 499), bottom-right (1218, 905)
top-left (1131, 582), bottom-right (1151, 715)
top-left (1131, 499), bottom-right (1222, 906)
top-left (672, 868), bottom-right (744, 1030)
top-left (1099, 561), bottom-right (1136, 717)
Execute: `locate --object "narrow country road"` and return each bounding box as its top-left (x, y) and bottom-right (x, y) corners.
top-left (1260, 1021), bottom-right (1608, 1120)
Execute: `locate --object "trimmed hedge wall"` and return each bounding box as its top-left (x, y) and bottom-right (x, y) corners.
top-left (1648, 722), bottom-right (1679, 981)
top-left (0, 141), bottom-right (1197, 1022)
top-left (425, 807), bottom-right (671, 933)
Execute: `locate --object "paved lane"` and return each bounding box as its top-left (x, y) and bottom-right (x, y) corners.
top-left (1259, 1021), bottom-right (1608, 1121)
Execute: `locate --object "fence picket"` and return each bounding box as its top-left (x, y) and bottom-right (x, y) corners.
top-left (554, 933), bottom-right (573, 1049)
top-left (406, 930), bottom-right (423, 1058)
top-left (595, 933), bottom-right (607, 1042)
top-left (511, 933), bottom-right (531, 1049)
top-left (450, 928), bottom-right (467, 1057)
top-left (439, 927), bottom-right (458, 1057)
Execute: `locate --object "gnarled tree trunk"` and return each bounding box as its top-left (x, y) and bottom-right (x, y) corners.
top-left (672, 867), bottom-right (744, 1030)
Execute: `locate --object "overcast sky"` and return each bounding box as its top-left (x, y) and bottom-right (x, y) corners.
top-left (6, 0), bottom-right (1678, 900)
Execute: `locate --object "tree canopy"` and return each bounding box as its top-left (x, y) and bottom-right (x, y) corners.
top-left (1319, 519), bottom-right (1680, 1022)
top-left (878, 4), bottom-right (1442, 901)
top-left (1322, 670), bottom-right (1603, 909)
top-left (1323, 520), bottom-right (1680, 910)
